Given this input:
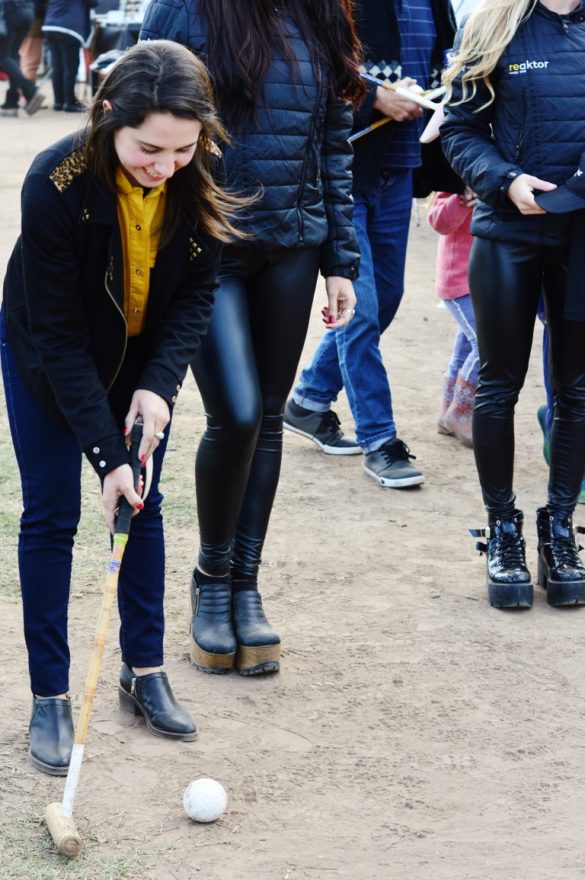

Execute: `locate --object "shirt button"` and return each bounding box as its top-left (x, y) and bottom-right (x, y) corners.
top-left (171, 396), bottom-right (177, 403)
top-left (93, 446), bottom-right (100, 454)
top-left (176, 384), bottom-right (180, 391)
top-left (135, 268), bottom-right (142, 276)
top-left (99, 460), bottom-right (106, 468)
top-left (135, 224), bottom-right (141, 231)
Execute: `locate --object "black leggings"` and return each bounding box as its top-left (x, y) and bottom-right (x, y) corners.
top-left (191, 245), bottom-right (320, 579)
top-left (469, 237), bottom-right (585, 518)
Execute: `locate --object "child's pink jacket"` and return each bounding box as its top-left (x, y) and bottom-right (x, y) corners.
top-left (427, 192), bottom-right (473, 300)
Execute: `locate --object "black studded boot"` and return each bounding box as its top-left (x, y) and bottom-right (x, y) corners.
top-left (536, 507), bottom-right (585, 606)
top-left (471, 510), bottom-right (533, 608)
top-left (232, 583), bottom-right (281, 676)
top-left (189, 570), bottom-right (237, 673)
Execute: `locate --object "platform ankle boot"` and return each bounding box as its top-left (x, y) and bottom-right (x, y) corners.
top-left (232, 582), bottom-right (281, 676)
top-left (470, 510), bottom-right (533, 608)
top-left (189, 570), bottom-right (237, 673)
top-left (536, 507), bottom-right (585, 606)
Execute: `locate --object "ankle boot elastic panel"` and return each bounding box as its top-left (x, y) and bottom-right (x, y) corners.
top-left (29, 697), bottom-right (74, 776)
top-left (232, 585), bottom-right (281, 676)
top-left (471, 510), bottom-right (533, 608)
top-left (536, 507), bottom-right (585, 606)
top-left (189, 570), bottom-right (236, 673)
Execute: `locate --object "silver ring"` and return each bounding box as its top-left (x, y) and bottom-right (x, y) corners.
top-left (344, 308), bottom-right (356, 317)
top-left (155, 431), bottom-right (165, 440)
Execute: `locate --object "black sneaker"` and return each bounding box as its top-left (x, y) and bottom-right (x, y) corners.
top-left (63, 101), bottom-right (86, 113)
top-left (363, 438), bottom-right (424, 488)
top-left (283, 399), bottom-right (361, 455)
top-left (0, 101), bottom-right (18, 116)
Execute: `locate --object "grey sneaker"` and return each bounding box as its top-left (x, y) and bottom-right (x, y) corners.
top-left (24, 89), bottom-right (45, 116)
top-left (283, 399), bottom-right (361, 455)
top-left (363, 438), bottom-right (424, 488)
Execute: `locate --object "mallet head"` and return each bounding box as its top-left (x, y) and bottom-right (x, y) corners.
top-left (45, 802), bottom-right (83, 858)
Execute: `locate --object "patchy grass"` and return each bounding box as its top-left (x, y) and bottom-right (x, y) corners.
top-left (0, 761), bottom-right (151, 880)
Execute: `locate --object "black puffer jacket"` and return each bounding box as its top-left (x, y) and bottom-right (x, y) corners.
top-left (441, 1), bottom-right (585, 245)
top-left (140, 0), bottom-right (359, 279)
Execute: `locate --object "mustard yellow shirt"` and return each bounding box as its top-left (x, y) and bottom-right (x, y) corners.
top-left (115, 166), bottom-right (166, 336)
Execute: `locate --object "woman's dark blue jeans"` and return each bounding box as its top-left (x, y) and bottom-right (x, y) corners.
top-left (1, 313), bottom-right (168, 696)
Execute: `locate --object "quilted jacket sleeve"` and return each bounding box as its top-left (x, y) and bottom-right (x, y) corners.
top-left (139, 0), bottom-right (206, 55)
top-left (319, 96), bottom-right (360, 280)
top-left (440, 28), bottom-right (524, 208)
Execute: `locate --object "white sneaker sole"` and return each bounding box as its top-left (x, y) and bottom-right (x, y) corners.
top-left (283, 421), bottom-right (362, 455)
top-left (363, 465), bottom-right (425, 488)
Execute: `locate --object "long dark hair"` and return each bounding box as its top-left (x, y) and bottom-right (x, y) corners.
top-left (198, 0), bottom-right (365, 130)
top-left (85, 40), bottom-right (247, 245)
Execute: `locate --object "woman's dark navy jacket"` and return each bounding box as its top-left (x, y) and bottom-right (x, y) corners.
top-left (140, 0), bottom-right (359, 280)
top-left (441, 1), bottom-right (585, 246)
top-left (42, 0), bottom-right (96, 46)
top-left (2, 132), bottom-right (220, 477)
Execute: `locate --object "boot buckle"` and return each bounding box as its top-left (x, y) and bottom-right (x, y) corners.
top-left (470, 527), bottom-right (490, 539)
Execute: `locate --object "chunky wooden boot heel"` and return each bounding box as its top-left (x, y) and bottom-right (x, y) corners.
top-left (233, 587), bottom-right (281, 675)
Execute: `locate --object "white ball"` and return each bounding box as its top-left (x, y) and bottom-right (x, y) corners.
top-left (183, 778), bottom-right (228, 823)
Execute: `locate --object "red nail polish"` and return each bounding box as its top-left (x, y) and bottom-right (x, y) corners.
top-left (140, 454), bottom-right (146, 463)
top-left (136, 501), bottom-right (144, 510)
top-left (328, 315), bottom-right (335, 324)
top-left (122, 426), bottom-right (129, 436)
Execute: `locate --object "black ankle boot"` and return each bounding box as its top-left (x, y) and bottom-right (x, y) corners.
top-left (189, 571), bottom-right (236, 673)
top-left (471, 510), bottom-right (533, 608)
top-left (29, 697), bottom-right (74, 776)
top-left (232, 585), bottom-right (281, 675)
top-left (119, 664), bottom-right (197, 740)
top-left (536, 507), bottom-right (585, 606)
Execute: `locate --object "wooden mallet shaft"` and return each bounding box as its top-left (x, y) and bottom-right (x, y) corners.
top-left (45, 424), bottom-right (142, 857)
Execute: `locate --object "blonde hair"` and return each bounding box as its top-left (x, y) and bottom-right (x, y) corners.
top-left (443, 0), bottom-right (537, 108)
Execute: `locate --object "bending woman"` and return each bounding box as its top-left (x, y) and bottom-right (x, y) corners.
top-left (442, 0), bottom-right (585, 609)
top-left (1, 40), bottom-right (241, 774)
top-left (140, 0), bottom-right (362, 675)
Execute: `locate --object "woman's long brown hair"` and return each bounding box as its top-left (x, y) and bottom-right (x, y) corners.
top-left (198, 0), bottom-right (365, 130)
top-left (85, 40), bottom-right (249, 246)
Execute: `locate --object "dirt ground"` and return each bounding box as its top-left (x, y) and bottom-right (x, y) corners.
top-left (2, 101), bottom-right (585, 880)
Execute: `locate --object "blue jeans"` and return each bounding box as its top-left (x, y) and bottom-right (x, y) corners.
top-left (443, 294), bottom-right (479, 385)
top-left (293, 169), bottom-right (413, 452)
top-left (1, 313), bottom-right (168, 696)
top-left (0, 1), bottom-right (35, 102)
